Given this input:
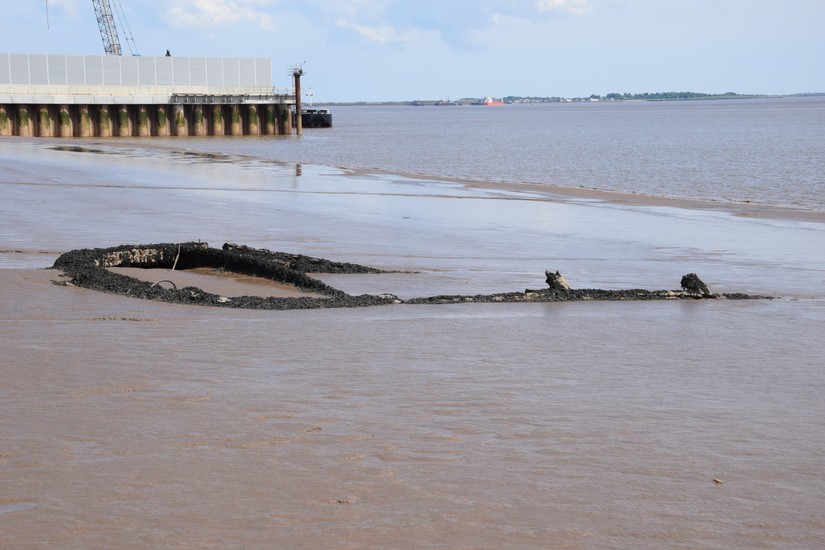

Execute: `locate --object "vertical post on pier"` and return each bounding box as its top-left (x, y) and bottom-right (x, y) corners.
top-left (293, 67), bottom-right (303, 136)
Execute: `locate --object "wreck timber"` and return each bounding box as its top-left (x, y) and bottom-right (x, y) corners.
top-left (52, 242), bottom-right (772, 310)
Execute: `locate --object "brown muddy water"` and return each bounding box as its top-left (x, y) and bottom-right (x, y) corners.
top-left (2, 139), bottom-right (824, 548)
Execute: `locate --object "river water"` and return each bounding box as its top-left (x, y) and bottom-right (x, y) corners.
top-left (1, 98), bottom-right (824, 548)
top-left (188, 97), bottom-right (825, 211)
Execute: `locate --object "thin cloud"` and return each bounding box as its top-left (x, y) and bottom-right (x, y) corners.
top-left (335, 20), bottom-right (397, 44)
top-left (320, 0), bottom-right (594, 47)
top-left (160, 1), bottom-right (593, 46)
top-left (43, 0), bottom-right (82, 19)
top-left (166, 0), bottom-right (276, 31)
top-left (535, 0), bottom-right (593, 16)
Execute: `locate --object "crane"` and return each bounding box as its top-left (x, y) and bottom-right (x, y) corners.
top-left (91, 0), bottom-right (139, 56)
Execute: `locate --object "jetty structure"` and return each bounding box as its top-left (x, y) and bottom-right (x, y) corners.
top-left (0, 53), bottom-right (299, 138)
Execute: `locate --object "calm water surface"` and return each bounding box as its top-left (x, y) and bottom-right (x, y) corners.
top-left (195, 97), bottom-right (825, 211)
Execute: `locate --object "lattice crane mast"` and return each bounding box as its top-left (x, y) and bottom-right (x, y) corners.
top-left (92, 0), bottom-right (121, 55)
top-left (91, 0), bottom-right (139, 56)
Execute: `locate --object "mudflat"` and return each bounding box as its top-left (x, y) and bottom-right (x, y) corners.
top-left (2, 138), bottom-right (824, 548)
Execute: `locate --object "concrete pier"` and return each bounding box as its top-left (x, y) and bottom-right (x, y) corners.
top-left (0, 96), bottom-right (295, 138)
top-left (0, 54), bottom-right (297, 138)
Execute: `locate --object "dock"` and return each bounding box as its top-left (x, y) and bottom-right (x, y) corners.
top-left (0, 53), bottom-right (296, 137)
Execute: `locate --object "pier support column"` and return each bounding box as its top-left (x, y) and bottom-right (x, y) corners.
top-left (247, 105), bottom-right (260, 135)
top-left (173, 105), bottom-right (188, 136)
top-left (98, 105), bottom-right (113, 137)
top-left (193, 105), bottom-right (206, 136)
top-left (229, 105), bottom-right (243, 136)
top-left (263, 105), bottom-right (276, 135)
top-left (277, 105), bottom-right (292, 135)
top-left (0, 105), bottom-right (10, 136)
top-left (156, 105), bottom-right (171, 137)
top-left (58, 105), bottom-right (73, 137)
top-left (118, 105), bottom-right (132, 137)
top-left (212, 105), bottom-right (225, 136)
top-left (79, 105), bottom-right (93, 137)
top-left (136, 105), bottom-right (151, 136)
top-left (17, 105), bottom-right (33, 137)
top-left (38, 106), bottom-right (53, 137)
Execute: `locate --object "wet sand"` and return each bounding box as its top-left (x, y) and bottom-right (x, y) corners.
top-left (2, 138), bottom-right (825, 548)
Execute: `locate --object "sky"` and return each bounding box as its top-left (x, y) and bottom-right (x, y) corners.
top-left (2, 0), bottom-right (824, 102)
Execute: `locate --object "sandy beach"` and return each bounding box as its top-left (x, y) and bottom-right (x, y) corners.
top-left (2, 137), bottom-right (824, 548)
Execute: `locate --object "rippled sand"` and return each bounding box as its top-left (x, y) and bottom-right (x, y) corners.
top-left (2, 139), bottom-right (824, 548)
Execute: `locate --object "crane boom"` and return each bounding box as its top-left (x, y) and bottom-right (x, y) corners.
top-left (92, 0), bottom-right (122, 56)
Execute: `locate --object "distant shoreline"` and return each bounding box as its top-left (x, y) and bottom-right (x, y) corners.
top-left (320, 93), bottom-right (825, 107)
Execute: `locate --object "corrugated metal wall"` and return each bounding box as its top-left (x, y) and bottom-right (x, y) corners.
top-left (0, 54), bottom-right (272, 88)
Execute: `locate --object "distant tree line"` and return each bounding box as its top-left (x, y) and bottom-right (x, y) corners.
top-left (325, 91), bottom-right (816, 107)
top-left (503, 92), bottom-right (764, 103)
top-left (601, 91), bottom-right (745, 100)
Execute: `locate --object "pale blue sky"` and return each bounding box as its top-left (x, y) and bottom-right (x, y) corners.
top-left (2, 0), bottom-right (823, 102)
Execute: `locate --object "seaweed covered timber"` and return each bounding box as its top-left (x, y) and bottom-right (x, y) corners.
top-left (52, 242), bottom-right (770, 310)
